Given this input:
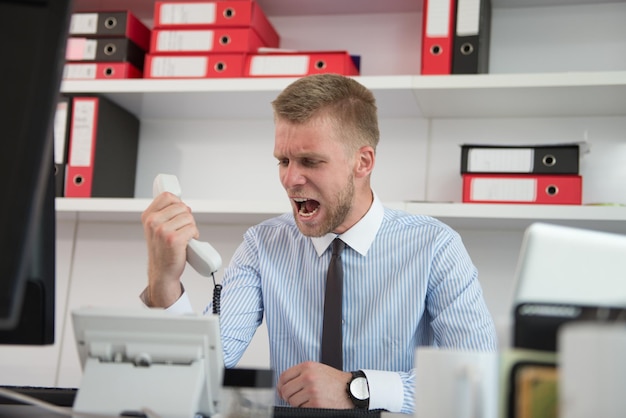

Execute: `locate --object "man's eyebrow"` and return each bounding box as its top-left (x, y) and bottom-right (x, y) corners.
top-left (274, 151), bottom-right (326, 160)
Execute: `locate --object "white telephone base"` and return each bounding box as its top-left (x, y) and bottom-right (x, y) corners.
top-left (72, 307), bottom-right (223, 418)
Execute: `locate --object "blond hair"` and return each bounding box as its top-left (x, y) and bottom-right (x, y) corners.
top-left (271, 74), bottom-right (379, 152)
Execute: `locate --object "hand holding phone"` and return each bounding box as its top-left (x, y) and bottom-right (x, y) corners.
top-left (152, 174), bottom-right (222, 277)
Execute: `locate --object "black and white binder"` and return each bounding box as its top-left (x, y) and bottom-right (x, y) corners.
top-left (460, 143), bottom-right (582, 174)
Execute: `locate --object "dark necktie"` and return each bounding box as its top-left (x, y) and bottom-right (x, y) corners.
top-left (321, 238), bottom-right (345, 370)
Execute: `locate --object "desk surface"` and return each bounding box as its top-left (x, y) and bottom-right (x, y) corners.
top-left (0, 387), bottom-right (410, 418)
top-left (0, 405), bottom-right (410, 418)
top-left (0, 405), bottom-right (411, 418)
top-left (0, 404), bottom-right (69, 418)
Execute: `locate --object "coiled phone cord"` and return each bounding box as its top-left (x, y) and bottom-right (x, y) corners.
top-left (211, 272), bottom-right (222, 315)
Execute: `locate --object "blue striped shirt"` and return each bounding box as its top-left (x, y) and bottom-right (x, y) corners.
top-left (205, 195), bottom-right (497, 414)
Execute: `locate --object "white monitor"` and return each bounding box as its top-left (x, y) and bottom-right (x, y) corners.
top-left (511, 222), bottom-right (626, 350)
top-left (513, 222), bottom-right (626, 307)
top-left (72, 307), bottom-right (223, 418)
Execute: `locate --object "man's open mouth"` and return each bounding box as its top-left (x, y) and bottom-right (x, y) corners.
top-left (293, 198), bottom-right (320, 217)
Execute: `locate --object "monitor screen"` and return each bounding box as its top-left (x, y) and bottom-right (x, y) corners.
top-left (0, 0), bottom-right (72, 344)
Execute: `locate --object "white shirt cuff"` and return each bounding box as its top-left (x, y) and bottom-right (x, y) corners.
top-left (362, 369), bottom-right (404, 412)
top-left (139, 286), bottom-right (194, 314)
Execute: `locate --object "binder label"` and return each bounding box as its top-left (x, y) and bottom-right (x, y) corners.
top-left (66, 38), bottom-right (97, 60)
top-left (64, 64), bottom-right (97, 79)
top-left (468, 148), bottom-right (533, 172)
top-left (156, 30), bottom-right (215, 52)
top-left (249, 55), bottom-right (309, 76)
top-left (69, 13), bottom-right (98, 34)
top-left (456, 0), bottom-right (481, 36)
top-left (69, 99), bottom-right (97, 167)
top-left (150, 56), bottom-right (208, 77)
top-left (53, 101), bottom-right (69, 165)
top-left (426, 0), bottom-right (452, 37)
top-left (471, 178), bottom-right (536, 201)
top-left (160, 4), bottom-right (217, 25)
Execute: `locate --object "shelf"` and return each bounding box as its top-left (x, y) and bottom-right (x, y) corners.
top-left (495, 0), bottom-right (625, 8)
top-left (58, 1), bottom-right (626, 229)
top-left (406, 202), bottom-right (626, 234)
top-left (56, 198), bottom-right (626, 233)
top-left (59, 76), bottom-right (419, 119)
top-left (70, 0), bottom-right (625, 21)
top-left (56, 198), bottom-right (292, 224)
top-left (60, 71), bottom-right (626, 120)
top-left (70, 0), bottom-right (419, 20)
top-left (410, 71), bottom-right (626, 118)
top-left (257, 0), bottom-right (626, 15)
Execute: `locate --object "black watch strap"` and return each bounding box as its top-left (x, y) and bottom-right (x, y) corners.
top-left (347, 370), bottom-right (370, 409)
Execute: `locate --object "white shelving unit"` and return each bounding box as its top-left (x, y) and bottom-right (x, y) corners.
top-left (59, 70), bottom-right (626, 231)
top-left (62, 0), bottom-right (626, 232)
top-left (60, 71), bottom-right (626, 119)
top-left (406, 202), bottom-right (626, 233)
top-left (57, 197), bottom-right (626, 233)
top-left (71, 0), bottom-right (626, 18)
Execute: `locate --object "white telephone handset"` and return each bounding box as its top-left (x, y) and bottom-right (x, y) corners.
top-left (152, 174), bottom-right (222, 277)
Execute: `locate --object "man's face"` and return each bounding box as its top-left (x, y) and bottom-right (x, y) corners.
top-left (273, 115), bottom-right (356, 237)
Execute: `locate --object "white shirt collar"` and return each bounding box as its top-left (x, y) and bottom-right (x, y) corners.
top-left (311, 192), bottom-right (384, 257)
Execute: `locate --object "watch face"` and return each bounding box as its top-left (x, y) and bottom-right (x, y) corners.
top-left (350, 377), bottom-right (369, 400)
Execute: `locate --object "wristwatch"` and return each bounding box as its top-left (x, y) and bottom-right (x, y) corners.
top-left (347, 370), bottom-right (370, 409)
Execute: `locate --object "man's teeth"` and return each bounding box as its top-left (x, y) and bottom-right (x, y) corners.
top-left (299, 206), bottom-right (318, 217)
top-left (293, 198), bottom-right (318, 217)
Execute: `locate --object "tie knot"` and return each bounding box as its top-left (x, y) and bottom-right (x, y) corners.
top-left (332, 238), bottom-right (345, 256)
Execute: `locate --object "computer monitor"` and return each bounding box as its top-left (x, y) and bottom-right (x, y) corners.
top-left (0, 0), bottom-right (72, 344)
top-left (511, 222), bottom-right (626, 351)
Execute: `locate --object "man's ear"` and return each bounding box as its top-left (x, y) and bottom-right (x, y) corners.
top-left (354, 146), bottom-right (375, 179)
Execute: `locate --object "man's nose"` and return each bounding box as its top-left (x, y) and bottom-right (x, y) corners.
top-left (282, 164), bottom-right (306, 188)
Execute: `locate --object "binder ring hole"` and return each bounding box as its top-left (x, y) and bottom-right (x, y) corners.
top-left (104, 43), bottom-right (117, 56)
top-left (460, 42), bottom-right (474, 56)
top-left (73, 175), bottom-right (84, 186)
top-left (133, 353), bottom-right (152, 367)
top-left (542, 154), bottom-right (557, 167)
top-left (430, 45), bottom-right (442, 55)
top-left (104, 17), bottom-right (118, 29)
top-left (224, 8), bottom-right (235, 18)
top-left (315, 60), bottom-right (326, 70)
top-left (220, 35), bottom-right (231, 45)
top-left (104, 66), bottom-right (114, 77)
top-left (546, 185), bottom-right (559, 196)
top-left (214, 62), bottom-right (226, 72)
top-left (54, 165), bottom-right (58, 175)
